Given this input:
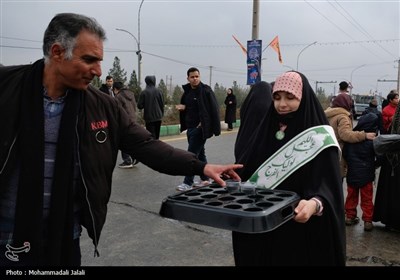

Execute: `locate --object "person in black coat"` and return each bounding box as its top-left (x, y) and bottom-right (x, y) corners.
top-left (137, 76), bottom-right (165, 139)
top-left (362, 99), bottom-right (384, 134)
top-left (373, 99), bottom-right (400, 231)
top-left (234, 81), bottom-right (272, 180)
top-left (224, 88), bottom-right (237, 131)
top-left (98, 75), bottom-right (114, 96)
top-left (343, 113), bottom-right (379, 231)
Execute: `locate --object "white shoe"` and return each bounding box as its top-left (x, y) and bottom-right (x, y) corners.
top-left (176, 183), bottom-right (192, 191)
top-left (118, 162), bottom-right (133, 169)
top-left (193, 180), bottom-right (212, 187)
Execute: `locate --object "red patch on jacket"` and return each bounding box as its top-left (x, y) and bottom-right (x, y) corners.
top-left (91, 120), bottom-right (108, 130)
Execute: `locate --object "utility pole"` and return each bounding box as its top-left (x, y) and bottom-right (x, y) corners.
top-left (397, 59), bottom-right (400, 93)
top-left (137, 0), bottom-right (144, 88)
top-left (315, 81), bottom-right (337, 96)
top-left (377, 78), bottom-right (398, 95)
top-left (209, 66), bottom-right (213, 87)
top-left (252, 0), bottom-right (260, 40)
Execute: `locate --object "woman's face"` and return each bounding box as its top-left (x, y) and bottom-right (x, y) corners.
top-left (273, 91), bottom-right (301, 115)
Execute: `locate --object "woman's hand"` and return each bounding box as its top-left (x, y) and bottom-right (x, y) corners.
top-left (293, 199), bottom-right (318, 223)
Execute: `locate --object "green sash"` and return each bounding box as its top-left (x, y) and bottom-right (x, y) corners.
top-left (248, 125), bottom-right (340, 189)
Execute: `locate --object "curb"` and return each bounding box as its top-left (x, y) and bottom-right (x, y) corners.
top-left (159, 120), bottom-right (241, 137)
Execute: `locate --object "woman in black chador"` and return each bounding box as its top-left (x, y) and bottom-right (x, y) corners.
top-left (234, 81), bottom-right (272, 180)
top-left (373, 101), bottom-right (400, 231)
top-left (224, 88), bottom-right (237, 131)
top-left (233, 71), bottom-right (346, 266)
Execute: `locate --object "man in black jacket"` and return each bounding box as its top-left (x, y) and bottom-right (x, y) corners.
top-left (0, 13), bottom-right (242, 266)
top-left (99, 75), bottom-right (114, 96)
top-left (175, 67), bottom-right (221, 191)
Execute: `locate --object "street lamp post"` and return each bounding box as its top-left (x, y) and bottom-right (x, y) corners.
top-left (350, 64), bottom-right (366, 95)
top-left (116, 0), bottom-right (144, 88)
top-left (116, 28), bottom-right (140, 86)
top-left (296, 41), bottom-right (317, 71)
top-left (137, 0), bottom-right (144, 87)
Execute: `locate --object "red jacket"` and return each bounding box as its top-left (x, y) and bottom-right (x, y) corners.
top-left (382, 103), bottom-right (397, 133)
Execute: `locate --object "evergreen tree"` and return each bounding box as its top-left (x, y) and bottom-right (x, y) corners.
top-left (172, 85), bottom-right (183, 105)
top-left (213, 82), bottom-right (226, 106)
top-left (91, 76), bottom-right (102, 88)
top-left (232, 81), bottom-right (249, 108)
top-left (108, 56), bottom-right (127, 85)
top-left (316, 87), bottom-right (330, 109)
top-left (158, 79), bottom-right (169, 104)
top-left (128, 70), bottom-right (141, 102)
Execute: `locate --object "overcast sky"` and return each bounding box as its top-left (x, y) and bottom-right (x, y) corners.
top-left (1, 0), bottom-right (399, 96)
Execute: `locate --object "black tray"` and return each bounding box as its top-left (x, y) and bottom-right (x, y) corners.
top-left (159, 184), bottom-right (300, 233)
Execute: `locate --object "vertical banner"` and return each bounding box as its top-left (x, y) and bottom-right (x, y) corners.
top-left (247, 40), bottom-right (262, 85)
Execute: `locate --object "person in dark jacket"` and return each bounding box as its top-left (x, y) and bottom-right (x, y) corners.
top-left (343, 113), bottom-right (379, 231)
top-left (224, 88), bottom-right (236, 131)
top-left (137, 75), bottom-right (164, 139)
top-left (0, 13), bottom-right (242, 267)
top-left (98, 75), bottom-right (114, 96)
top-left (234, 81), bottom-right (272, 180)
top-left (175, 67), bottom-right (221, 191)
top-left (113, 81), bottom-right (139, 168)
top-left (362, 98), bottom-right (384, 134)
top-left (373, 97), bottom-right (400, 231)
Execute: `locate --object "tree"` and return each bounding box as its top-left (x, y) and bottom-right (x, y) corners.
top-left (232, 81), bottom-right (249, 108)
top-left (171, 85), bottom-right (183, 105)
top-left (213, 83), bottom-right (226, 106)
top-left (158, 79), bottom-right (169, 104)
top-left (108, 56), bottom-right (127, 85)
top-left (316, 87), bottom-right (330, 109)
top-left (128, 70), bottom-right (140, 102)
top-left (91, 76), bottom-right (102, 88)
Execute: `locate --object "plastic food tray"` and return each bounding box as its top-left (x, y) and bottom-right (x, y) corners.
top-left (159, 183), bottom-right (300, 233)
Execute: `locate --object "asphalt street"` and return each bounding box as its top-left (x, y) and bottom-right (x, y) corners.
top-left (80, 128), bottom-right (400, 267)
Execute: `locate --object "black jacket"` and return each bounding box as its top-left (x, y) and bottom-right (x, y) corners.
top-left (180, 82), bottom-right (221, 139)
top-left (137, 76), bottom-right (164, 123)
top-left (343, 113), bottom-right (378, 187)
top-left (99, 84), bottom-right (113, 96)
top-left (0, 60), bottom-right (206, 254)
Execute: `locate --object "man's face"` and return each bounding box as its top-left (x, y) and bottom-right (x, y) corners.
top-left (56, 30), bottom-right (104, 90)
top-left (187, 71), bottom-right (201, 89)
top-left (106, 78), bottom-right (113, 88)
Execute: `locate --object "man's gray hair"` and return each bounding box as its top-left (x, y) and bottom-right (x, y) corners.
top-left (43, 13), bottom-right (106, 63)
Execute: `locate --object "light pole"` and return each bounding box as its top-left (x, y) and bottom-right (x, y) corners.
top-left (138, 0), bottom-right (144, 87)
top-left (115, 0), bottom-right (144, 88)
top-left (296, 41), bottom-right (317, 71)
top-left (116, 28), bottom-right (140, 86)
top-left (350, 64), bottom-right (366, 95)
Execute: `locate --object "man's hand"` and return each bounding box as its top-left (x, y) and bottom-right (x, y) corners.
top-left (203, 164), bottom-right (243, 187)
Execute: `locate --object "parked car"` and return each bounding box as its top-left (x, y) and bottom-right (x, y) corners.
top-left (351, 94), bottom-right (383, 120)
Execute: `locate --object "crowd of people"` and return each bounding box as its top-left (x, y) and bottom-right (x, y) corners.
top-left (1, 11), bottom-right (399, 267)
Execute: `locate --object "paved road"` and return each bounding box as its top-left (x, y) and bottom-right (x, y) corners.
top-left (80, 129), bottom-right (400, 267)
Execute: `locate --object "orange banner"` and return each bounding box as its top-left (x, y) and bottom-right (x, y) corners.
top-left (232, 35), bottom-right (247, 55)
top-left (269, 35), bottom-right (283, 63)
